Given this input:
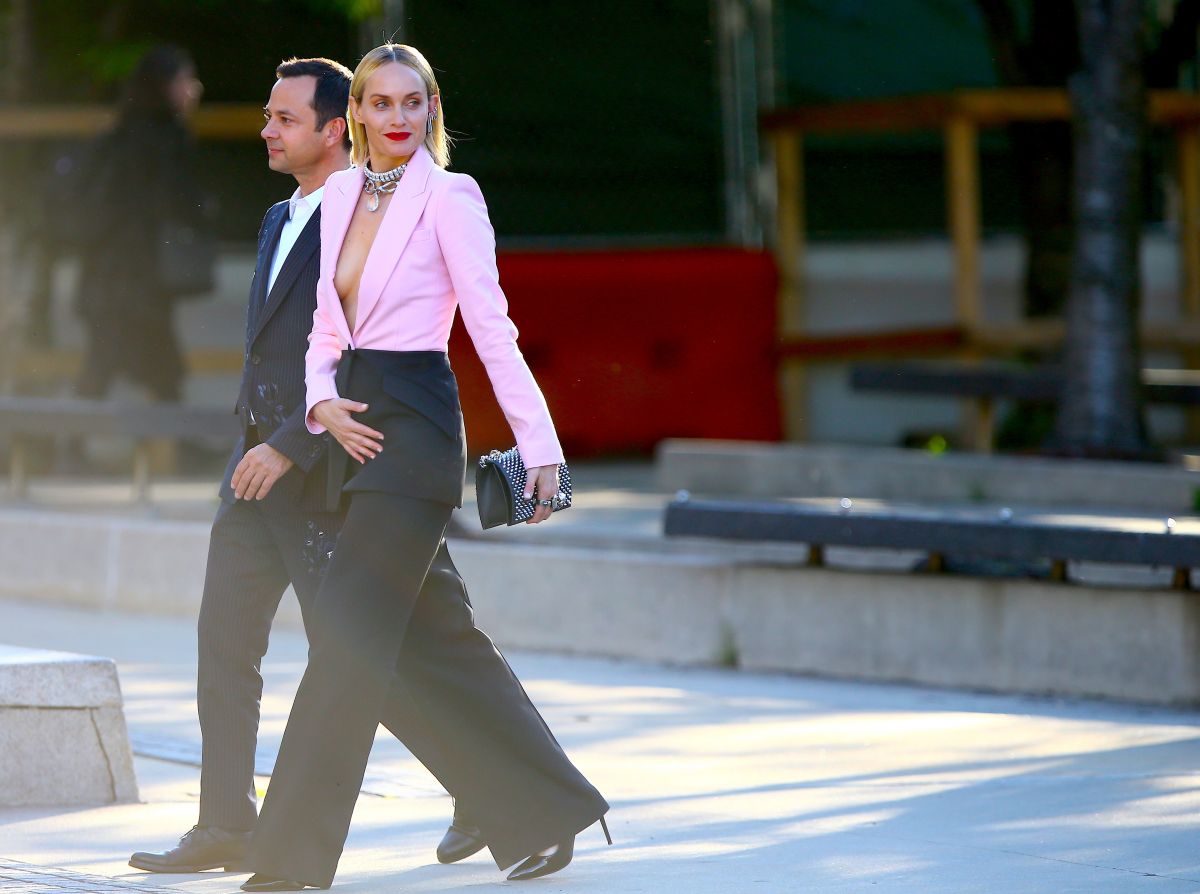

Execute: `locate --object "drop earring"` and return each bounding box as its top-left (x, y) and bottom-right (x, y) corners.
top-left (426, 113), bottom-right (435, 136)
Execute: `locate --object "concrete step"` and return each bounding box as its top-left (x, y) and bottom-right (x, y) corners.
top-left (2, 501), bottom-right (1199, 706)
top-left (0, 644), bottom-right (138, 806)
top-left (657, 438), bottom-right (1200, 512)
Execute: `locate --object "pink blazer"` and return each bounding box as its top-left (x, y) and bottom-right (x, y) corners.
top-left (304, 145), bottom-right (564, 468)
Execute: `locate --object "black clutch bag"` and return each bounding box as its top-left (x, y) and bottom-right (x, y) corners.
top-left (476, 447), bottom-right (572, 529)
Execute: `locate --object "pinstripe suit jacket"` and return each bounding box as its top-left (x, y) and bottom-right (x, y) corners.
top-left (219, 199), bottom-right (329, 511)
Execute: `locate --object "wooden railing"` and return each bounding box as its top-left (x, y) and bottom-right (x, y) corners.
top-left (762, 89), bottom-right (1200, 447)
top-left (0, 103), bottom-right (265, 139)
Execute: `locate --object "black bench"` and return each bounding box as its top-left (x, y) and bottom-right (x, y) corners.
top-left (849, 362), bottom-right (1200, 450)
top-left (0, 397), bottom-right (239, 501)
top-left (664, 496), bottom-right (1199, 589)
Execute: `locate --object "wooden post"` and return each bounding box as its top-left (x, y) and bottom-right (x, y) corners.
top-left (945, 115), bottom-right (989, 450)
top-left (1177, 124), bottom-right (1200, 317)
top-left (945, 116), bottom-right (983, 329)
top-left (974, 396), bottom-right (996, 453)
top-left (9, 435), bottom-right (28, 500)
top-left (773, 127), bottom-right (808, 440)
top-left (1175, 123), bottom-right (1200, 442)
top-left (132, 441), bottom-right (152, 504)
top-left (1050, 558), bottom-right (1068, 582)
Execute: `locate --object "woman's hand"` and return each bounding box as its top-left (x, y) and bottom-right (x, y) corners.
top-left (312, 398), bottom-right (384, 464)
top-left (523, 464), bottom-right (561, 524)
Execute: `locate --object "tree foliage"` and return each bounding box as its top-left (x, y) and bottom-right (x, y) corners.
top-left (2, 0), bottom-right (375, 99)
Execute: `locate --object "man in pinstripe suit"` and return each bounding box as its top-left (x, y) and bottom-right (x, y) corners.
top-left (129, 58), bottom-right (480, 876)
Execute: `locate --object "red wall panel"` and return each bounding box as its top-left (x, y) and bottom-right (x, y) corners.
top-left (449, 247), bottom-right (781, 457)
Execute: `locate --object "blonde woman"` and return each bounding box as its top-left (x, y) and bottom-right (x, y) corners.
top-left (240, 45), bottom-right (609, 892)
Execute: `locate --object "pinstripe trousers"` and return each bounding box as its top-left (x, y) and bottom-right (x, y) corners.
top-left (194, 495), bottom-right (463, 831)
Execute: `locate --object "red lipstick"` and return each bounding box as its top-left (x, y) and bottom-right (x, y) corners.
top-left (385, 131), bottom-right (410, 142)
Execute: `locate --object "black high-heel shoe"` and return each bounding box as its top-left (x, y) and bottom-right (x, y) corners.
top-left (506, 817), bottom-right (611, 882)
top-left (240, 874), bottom-right (320, 891)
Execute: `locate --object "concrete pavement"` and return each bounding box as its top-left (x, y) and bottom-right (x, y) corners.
top-left (2, 597), bottom-right (1200, 892)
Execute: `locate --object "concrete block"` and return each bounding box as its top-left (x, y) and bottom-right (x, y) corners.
top-left (657, 439), bottom-right (1200, 512)
top-left (0, 646), bottom-right (122, 707)
top-left (992, 581), bottom-right (1200, 703)
top-left (727, 568), bottom-right (1001, 684)
top-left (0, 512), bottom-right (110, 607)
top-left (0, 708), bottom-right (121, 805)
top-left (452, 541), bottom-right (730, 666)
top-left (727, 566), bottom-right (1200, 704)
top-left (92, 705), bottom-right (139, 802)
top-left (0, 510), bottom-right (303, 627)
top-left (112, 519), bottom-right (209, 614)
top-left (0, 645), bottom-right (138, 806)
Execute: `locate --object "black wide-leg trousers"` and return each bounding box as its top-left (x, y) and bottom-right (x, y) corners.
top-left (246, 491), bottom-right (608, 888)
top-left (195, 497), bottom-right (462, 831)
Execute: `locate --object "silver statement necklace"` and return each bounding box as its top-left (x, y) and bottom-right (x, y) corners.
top-left (362, 161), bottom-right (407, 212)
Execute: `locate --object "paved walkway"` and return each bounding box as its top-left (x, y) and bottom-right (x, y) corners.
top-left (2, 598), bottom-right (1200, 893)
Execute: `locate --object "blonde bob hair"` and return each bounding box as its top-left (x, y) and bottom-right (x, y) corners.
top-left (348, 44), bottom-right (449, 168)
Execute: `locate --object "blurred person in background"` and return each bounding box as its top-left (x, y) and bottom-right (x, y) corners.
top-left (72, 43), bottom-right (210, 403)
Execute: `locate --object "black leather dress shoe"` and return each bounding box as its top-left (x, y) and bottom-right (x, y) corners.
top-left (240, 873), bottom-right (321, 891)
top-left (436, 818), bottom-right (486, 864)
top-left (129, 825), bottom-right (251, 873)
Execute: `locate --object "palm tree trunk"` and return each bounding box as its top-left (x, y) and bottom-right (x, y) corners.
top-left (1052, 0), bottom-right (1150, 457)
top-left (976, 0), bottom-right (1079, 320)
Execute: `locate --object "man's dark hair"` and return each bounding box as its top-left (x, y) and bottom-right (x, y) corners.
top-left (275, 57), bottom-right (353, 150)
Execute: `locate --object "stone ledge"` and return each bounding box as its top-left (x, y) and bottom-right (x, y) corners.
top-left (0, 645), bottom-right (138, 806)
top-left (0, 645), bottom-right (124, 707)
top-left (2, 507), bottom-right (1199, 705)
top-left (450, 540), bottom-right (1200, 705)
top-left (656, 439), bottom-right (1200, 511)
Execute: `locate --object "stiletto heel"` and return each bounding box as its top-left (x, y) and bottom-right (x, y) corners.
top-left (506, 837), bottom-right (574, 882)
top-left (506, 817), bottom-right (611, 882)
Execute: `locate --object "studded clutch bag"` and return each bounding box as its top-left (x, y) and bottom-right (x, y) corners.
top-left (475, 447), bottom-right (573, 529)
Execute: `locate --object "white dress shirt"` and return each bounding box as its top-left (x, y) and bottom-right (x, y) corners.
top-left (266, 185), bottom-right (324, 294)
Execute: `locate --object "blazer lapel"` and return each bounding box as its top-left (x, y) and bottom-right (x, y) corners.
top-left (248, 204), bottom-right (287, 335)
top-left (352, 146), bottom-right (435, 335)
top-left (250, 206), bottom-right (321, 343)
top-left (321, 171), bottom-right (360, 347)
